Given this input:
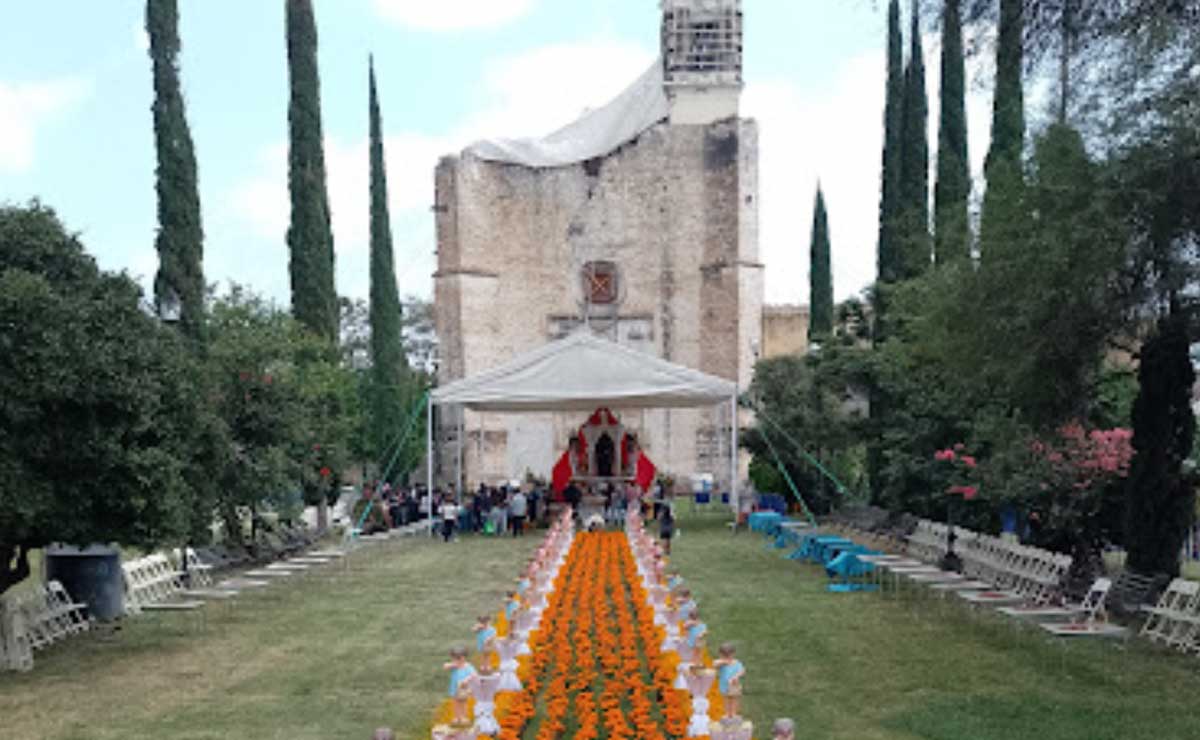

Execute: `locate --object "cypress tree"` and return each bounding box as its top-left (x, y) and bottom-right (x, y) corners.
top-left (877, 0), bottom-right (904, 284)
top-left (367, 57), bottom-right (409, 476)
top-left (808, 185), bottom-right (833, 342)
top-left (934, 0), bottom-right (971, 262)
top-left (986, 0), bottom-right (1026, 176)
top-left (286, 0), bottom-right (337, 341)
top-left (147, 0), bottom-right (205, 343)
top-left (979, 0), bottom-right (1027, 262)
top-left (1125, 313), bottom-right (1196, 578)
top-left (870, 0), bottom-right (905, 501)
top-left (897, 0), bottom-right (930, 279)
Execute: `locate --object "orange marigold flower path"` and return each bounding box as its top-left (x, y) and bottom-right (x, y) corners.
top-left (435, 526), bottom-right (753, 740)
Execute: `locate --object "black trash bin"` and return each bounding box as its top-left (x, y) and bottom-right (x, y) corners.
top-left (44, 545), bottom-right (124, 621)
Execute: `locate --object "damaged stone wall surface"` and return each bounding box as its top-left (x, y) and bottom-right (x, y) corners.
top-left (761, 305), bottom-right (810, 359)
top-left (434, 118), bottom-right (762, 488)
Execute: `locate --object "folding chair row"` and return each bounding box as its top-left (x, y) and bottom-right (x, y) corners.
top-left (1140, 577), bottom-right (1200, 651)
top-left (170, 547), bottom-right (216, 588)
top-left (1, 579), bottom-right (91, 671)
top-left (952, 537), bottom-right (1072, 605)
top-left (122, 554), bottom-right (204, 615)
top-left (905, 520), bottom-right (951, 563)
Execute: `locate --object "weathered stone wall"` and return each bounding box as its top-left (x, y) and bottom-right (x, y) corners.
top-left (434, 118), bottom-right (762, 490)
top-left (761, 305), bottom-right (810, 359)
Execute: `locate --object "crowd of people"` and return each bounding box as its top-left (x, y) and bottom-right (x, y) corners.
top-left (359, 481), bottom-right (546, 542)
top-left (358, 477), bottom-right (678, 545)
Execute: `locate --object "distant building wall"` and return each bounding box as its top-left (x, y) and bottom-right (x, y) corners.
top-left (761, 304), bottom-right (809, 359)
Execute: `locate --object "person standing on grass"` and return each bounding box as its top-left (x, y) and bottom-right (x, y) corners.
top-left (510, 488), bottom-right (528, 536)
top-left (659, 503), bottom-right (675, 554)
top-left (528, 486), bottom-right (541, 528)
top-left (441, 498), bottom-right (459, 542)
top-left (565, 480), bottom-right (582, 521)
top-left (493, 487), bottom-right (509, 536)
top-left (470, 488), bottom-right (485, 533)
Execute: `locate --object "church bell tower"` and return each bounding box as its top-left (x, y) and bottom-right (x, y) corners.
top-left (660, 0), bottom-right (744, 125)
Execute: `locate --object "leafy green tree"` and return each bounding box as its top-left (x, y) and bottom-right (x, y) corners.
top-left (877, 0), bottom-right (905, 285)
top-left (206, 288), bottom-right (309, 540)
top-left (897, 0), bottom-right (931, 277)
top-left (146, 0), bottom-right (205, 344)
top-left (294, 331), bottom-right (361, 511)
top-left (0, 205), bottom-right (200, 596)
top-left (1125, 314), bottom-right (1196, 577)
top-left (743, 349), bottom-right (869, 515)
top-left (285, 0), bottom-right (337, 342)
top-left (920, 126), bottom-right (1125, 429)
top-left (206, 286), bottom-right (362, 539)
top-left (934, 0), bottom-right (971, 262)
top-left (808, 186), bottom-right (834, 341)
top-left (367, 57), bottom-right (411, 478)
top-left (865, 280), bottom-right (983, 519)
top-left (996, 125), bottom-right (1123, 426)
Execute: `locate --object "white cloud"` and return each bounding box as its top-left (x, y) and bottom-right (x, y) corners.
top-left (470, 41), bottom-right (655, 139)
top-left (0, 77), bottom-right (91, 174)
top-left (228, 39), bottom-right (655, 301)
top-left (134, 23), bottom-right (150, 54)
top-left (372, 0), bottom-right (536, 31)
top-left (747, 34), bottom-right (992, 304)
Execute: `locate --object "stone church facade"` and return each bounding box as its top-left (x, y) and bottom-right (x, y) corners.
top-left (432, 1), bottom-right (763, 491)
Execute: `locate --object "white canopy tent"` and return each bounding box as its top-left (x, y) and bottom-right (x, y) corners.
top-left (425, 331), bottom-right (741, 530)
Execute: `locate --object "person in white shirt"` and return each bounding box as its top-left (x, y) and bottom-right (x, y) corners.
top-left (509, 490), bottom-right (528, 537)
top-left (441, 498), bottom-right (459, 542)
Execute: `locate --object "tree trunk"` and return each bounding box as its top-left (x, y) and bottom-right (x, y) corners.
top-left (0, 544), bottom-right (32, 600)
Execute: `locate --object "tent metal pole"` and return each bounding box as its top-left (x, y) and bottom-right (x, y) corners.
top-left (456, 408), bottom-right (464, 505)
top-left (427, 399), bottom-right (434, 537)
top-left (730, 394), bottom-right (739, 524)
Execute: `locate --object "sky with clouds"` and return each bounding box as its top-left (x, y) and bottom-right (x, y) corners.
top-left (0, 0), bottom-right (996, 308)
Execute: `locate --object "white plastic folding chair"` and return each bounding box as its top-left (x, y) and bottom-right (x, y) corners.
top-left (1139, 578), bottom-right (1199, 644)
top-left (45, 580), bottom-right (90, 636)
top-left (1039, 578), bottom-right (1127, 637)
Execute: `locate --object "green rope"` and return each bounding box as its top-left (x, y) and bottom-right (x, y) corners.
top-left (377, 389), bottom-right (431, 483)
top-left (353, 390), bottom-right (430, 538)
top-left (749, 400), bottom-right (852, 498)
top-left (756, 417), bottom-right (818, 527)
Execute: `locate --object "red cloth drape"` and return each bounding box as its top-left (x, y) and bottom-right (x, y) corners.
top-left (635, 453), bottom-right (657, 491)
top-left (552, 452), bottom-right (573, 495)
top-left (576, 430), bottom-right (588, 473)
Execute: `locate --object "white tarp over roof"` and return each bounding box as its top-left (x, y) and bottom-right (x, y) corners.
top-left (465, 60), bottom-right (669, 169)
top-left (431, 331), bottom-right (738, 411)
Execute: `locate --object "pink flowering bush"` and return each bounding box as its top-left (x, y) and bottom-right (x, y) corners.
top-left (1025, 423), bottom-right (1134, 577)
top-left (934, 444), bottom-right (979, 500)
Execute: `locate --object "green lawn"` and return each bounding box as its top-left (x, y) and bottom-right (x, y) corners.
top-left (0, 532), bottom-right (539, 740)
top-left (672, 515), bottom-right (1200, 740)
top-left (3, 520), bottom-right (1200, 739)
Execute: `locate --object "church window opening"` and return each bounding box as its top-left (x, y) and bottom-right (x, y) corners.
top-left (661, 0), bottom-right (743, 87)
